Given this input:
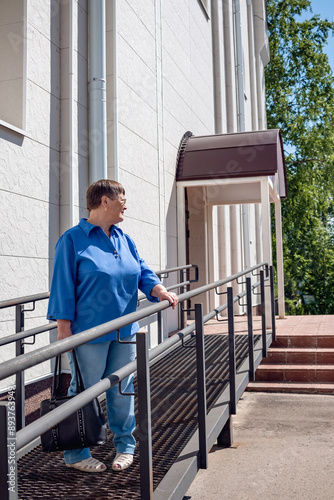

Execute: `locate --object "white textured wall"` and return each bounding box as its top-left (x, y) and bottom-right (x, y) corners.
top-left (113, 0), bottom-right (214, 264)
top-left (105, 0), bottom-right (215, 335)
top-left (0, 0), bottom-right (62, 390)
top-left (0, 0), bottom-right (269, 385)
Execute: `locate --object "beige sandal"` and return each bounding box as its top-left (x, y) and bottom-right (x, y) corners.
top-left (112, 453), bottom-right (133, 471)
top-left (67, 457), bottom-right (107, 473)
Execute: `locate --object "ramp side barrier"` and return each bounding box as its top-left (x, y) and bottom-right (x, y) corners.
top-left (0, 265), bottom-right (198, 432)
top-left (0, 263), bottom-right (275, 500)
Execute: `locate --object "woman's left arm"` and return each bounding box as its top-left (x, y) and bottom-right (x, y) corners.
top-left (128, 235), bottom-right (179, 309)
top-left (150, 284), bottom-right (179, 310)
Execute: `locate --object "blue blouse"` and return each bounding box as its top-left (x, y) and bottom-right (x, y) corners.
top-left (47, 218), bottom-right (161, 342)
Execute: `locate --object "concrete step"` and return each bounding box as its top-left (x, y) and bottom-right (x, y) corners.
top-left (247, 381), bottom-right (334, 394)
top-left (255, 364), bottom-right (334, 383)
top-left (272, 334), bottom-right (334, 349)
top-left (263, 347), bottom-right (334, 365)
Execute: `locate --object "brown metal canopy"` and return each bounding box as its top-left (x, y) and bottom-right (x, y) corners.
top-left (176, 129), bottom-right (287, 198)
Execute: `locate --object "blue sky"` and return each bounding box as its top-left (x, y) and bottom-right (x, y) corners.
top-left (305, 0), bottom-right (334, 70)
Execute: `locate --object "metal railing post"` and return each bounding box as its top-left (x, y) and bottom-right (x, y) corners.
top-left (227, 287), bottom-right (237, 415)
top-left (157, 311), bottom-right (163, 344)
top-left (265, 263), bottom-right (269, 278)
top-left (246, 277), bottom-right (255, 381)
top-left (136, 331), bottom-right (153, 499)
top-left (179, 269), bottom-right (185, 330)
top-left (195, 303), bottom-right (208, 469)
top-left (270, 265), bottom-right (276, 341)
top-left (0, 402), bottom-right (18, 500)
top-left (260, 270), bottom-right (267, 357)
top-left (15, 305), bottom-right (25, 431)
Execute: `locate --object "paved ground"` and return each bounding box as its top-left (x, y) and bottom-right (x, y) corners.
top-left (185, 391), bottom-right (334, 500)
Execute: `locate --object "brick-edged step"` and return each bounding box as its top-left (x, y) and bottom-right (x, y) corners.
top-left (272, 334), bottom-right (334, 348)
top-left (246, 322), bottom-right (334, 393)
top-left (265, 348), bottom-right (334, 365)
top-left (246, 316), bottom-right (334, 394)
top-left (247, 382), bottom-right (334, 394)
top-left (254, 364), bottom-right (334, 383)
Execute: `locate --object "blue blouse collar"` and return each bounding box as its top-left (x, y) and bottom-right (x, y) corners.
top-left (79, 218), bottom-right (122, 237)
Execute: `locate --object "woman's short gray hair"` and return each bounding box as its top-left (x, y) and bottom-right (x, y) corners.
top-left (86, 179), bottom-right (125, 211)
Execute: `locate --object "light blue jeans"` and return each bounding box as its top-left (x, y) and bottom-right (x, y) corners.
top-left (64, 335), bottom-right (136, 465)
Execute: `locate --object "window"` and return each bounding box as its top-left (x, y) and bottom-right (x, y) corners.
top-left (0, 0), bottom-right (26, 131)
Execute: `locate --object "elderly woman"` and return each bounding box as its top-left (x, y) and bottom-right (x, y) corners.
top-left (47, 179), bottom-right (178, 473)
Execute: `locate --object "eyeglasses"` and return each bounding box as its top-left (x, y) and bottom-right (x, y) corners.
top-left (109, 197), bottom-right (126, 205)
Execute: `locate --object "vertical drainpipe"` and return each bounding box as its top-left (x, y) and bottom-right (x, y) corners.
top-left (234, 0), bottom-right (245, 132)
top-left (211, 0), bottom-right (225, 312)
top-left (88, 0), bottom-right (107, 183)
top-left (69, 0), bottom-right (75, 227)
top-left (223, 0), bottom-right (237, 132)
top-left (234, 0), bottom-right (251, 271)
top-left (211, 0), bottom-right (225, 135)
top-left (247, 0), bottom-right (258, 131)
top-left (223, 0), bottom-right (239, 308)
top-left (112, 0), bottom-right (119, 182)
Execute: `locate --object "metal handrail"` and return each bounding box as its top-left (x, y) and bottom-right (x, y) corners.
top-left (0, 292), bottom-right (50, 310)
top-left (0, 280), bottom-right (192, 348)
top-left (0, 262), bottom-right (267, 382)
top-left (8, 263), bottom-right (270, 451)
top-left (0, 324), bottom-right (57, 347)
top-left (155, 263), bottom-right (198, 277)
top-left (0, 261), bottom-right (274, 500)
top-left (0, 289), bottom-right (197, 348)
top-left (0, 295), bottom-right (181, 380)
top-left (0, 264), bottom-right (199, 435)
top-left (137, 279), bottom-right (197, 302)
top-left (0, 267), bottom-right (199, 312)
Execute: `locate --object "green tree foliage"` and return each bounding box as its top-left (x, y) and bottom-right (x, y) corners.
top-left (266, 0), bottom-right (334, 314)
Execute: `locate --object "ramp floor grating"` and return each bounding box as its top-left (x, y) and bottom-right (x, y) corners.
top-left (18, 334), bottom-right (259, 499)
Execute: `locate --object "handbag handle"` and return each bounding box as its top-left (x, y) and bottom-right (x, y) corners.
top-left (72, 350), bottom-right (86, 393)
top-left (51, 350), bottom-right (85, 399)
top-left (52, 355), bottom-right (61, 398)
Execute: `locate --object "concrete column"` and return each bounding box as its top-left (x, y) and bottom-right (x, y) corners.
top-left (230, 205), bottom-right (242, 313)
top-left (218, 205), bottom-right (228, 271)
top-left (218, 205), bottom-right (230, 314)
top-left (203, 189), bottom-right (210, 313)
top-left (260, 179), bottom-right (272, 265)
top-left (255, 203), bottom-right (263, 264)
top-left (260, 178), bottom-right (272, 324)
top-left (206, 203), bottom-right (215, 311)
top-left (275, 199), bottom-right (285, 318)
top-left (177, 184), bottom-right (186, 267)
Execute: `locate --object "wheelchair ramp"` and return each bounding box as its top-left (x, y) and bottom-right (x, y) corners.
top-left (18, 333), bottom-right (260, 499)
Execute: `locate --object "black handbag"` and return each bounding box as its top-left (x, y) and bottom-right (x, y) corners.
top-left (40, 351), bottom-right (108, 452)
